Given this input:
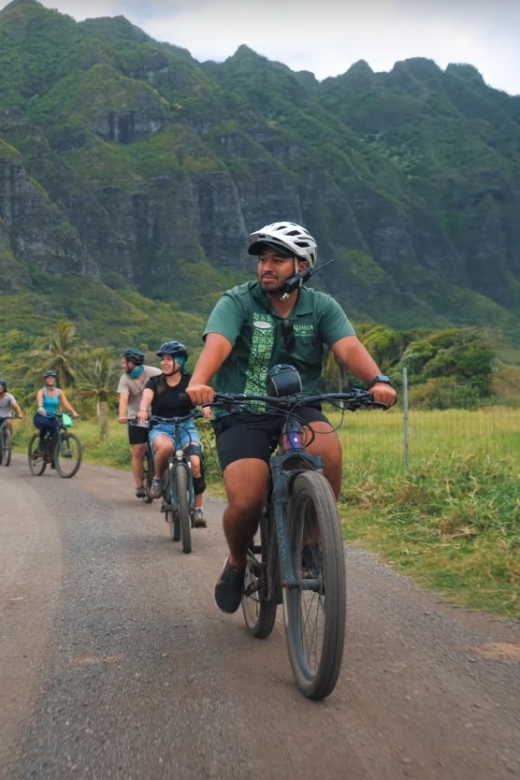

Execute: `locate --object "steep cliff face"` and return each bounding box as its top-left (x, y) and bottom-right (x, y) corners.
top-left (0, 137), bottom-right (97, 278)
top-left (0, 0), bottom-right (519, 342)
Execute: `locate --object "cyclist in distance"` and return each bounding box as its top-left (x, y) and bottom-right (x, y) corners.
top-left (117, 348), bottom-right (161, 499)
top-left (0, 379), bottom-right (24, 434)
top-left (186, 220), bottom-right (397, 613)
top-left (33, 370), bottom-right (79, 452)
top-left (137, 341), bottom-right (209, 528)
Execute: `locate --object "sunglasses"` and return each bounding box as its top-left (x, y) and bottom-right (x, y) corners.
top-left (279, 318), bottom-right (295, 352)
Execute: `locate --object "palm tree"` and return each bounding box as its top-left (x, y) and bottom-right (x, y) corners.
top-left (29, 320), bottom-right (82, 389)
top-left (77, 352), bottom-right (116, 439)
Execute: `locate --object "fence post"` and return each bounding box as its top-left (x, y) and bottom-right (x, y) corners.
top-left (403, 366), bottom-right (409, 469)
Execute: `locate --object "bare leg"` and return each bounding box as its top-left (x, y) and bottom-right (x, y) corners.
top-left (152, 434), bottom-right (174, 480)
top-left (131, 443), bottom-right (147, 487)
top-left (222, 458), bottom-right (269, 569)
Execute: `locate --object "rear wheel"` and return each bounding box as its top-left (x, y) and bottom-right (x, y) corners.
top-left (175, 465), bottom-right (191, 554)
top-left (28, 433), bottom-right (46, 476)
top-left (142, 449), bottom-right (154, 504)
top-left (242, 508), bottom-right (277, 638)
top-left (283, 471), bottom-right (346, 701)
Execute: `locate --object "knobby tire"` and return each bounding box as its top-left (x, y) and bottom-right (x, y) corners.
top-left (54, 432), bottom-right (82, 478)
top-left (142, 449), bottom-right (154, 503)
top-left (1, 426), bottom-right (12, 466)
top-left (283, 470), bottom-right (346, 700)
top-left (28, 433), bottom-right (46, 476)
top-left (175, 465), bottom-right (191, 554)
top-left (242, 507), bottom-right (277, 638)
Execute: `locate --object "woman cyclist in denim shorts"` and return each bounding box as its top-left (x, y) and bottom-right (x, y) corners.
top-left (137, 341), bottom-right (209, 528)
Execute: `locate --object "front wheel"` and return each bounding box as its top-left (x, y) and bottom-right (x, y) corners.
top-left (175, 465), bottom-right (191, 554)
top-left (28, 433), bottom-right (46, 476)
top-left (283, 471), bottom-right (346, 700)
top-left (54, 432), bottom-right (82, 478)
top-left (242, 508), bottom-right (277, 638)
top-left (1, 426), bottom-right (12, 466)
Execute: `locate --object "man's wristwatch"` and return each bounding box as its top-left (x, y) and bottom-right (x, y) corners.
top-left (368, 375), bottom-right (392, 389)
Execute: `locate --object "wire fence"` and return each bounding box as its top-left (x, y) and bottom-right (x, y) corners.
top-left (333, 369), bottom-right (520, 477)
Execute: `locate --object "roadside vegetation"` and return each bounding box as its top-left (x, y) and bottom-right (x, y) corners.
top-left (11, 403), bottom-right (519, 620)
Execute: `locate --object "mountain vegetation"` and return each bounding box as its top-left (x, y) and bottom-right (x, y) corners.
top-left (0, 0), bottom-right (519, 404)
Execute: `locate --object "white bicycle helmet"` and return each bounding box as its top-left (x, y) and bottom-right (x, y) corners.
top-left (248, 221), bottom-right (317, 267)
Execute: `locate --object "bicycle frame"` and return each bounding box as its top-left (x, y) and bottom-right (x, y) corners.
top-left (270, 426), bottom-right (324, 591)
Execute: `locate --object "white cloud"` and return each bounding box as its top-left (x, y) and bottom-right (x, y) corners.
top-left (1, 0), bottom-right (519, 94)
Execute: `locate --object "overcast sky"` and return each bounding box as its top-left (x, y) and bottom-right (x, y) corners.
top-left (2, 0), bottom-right (520, 96)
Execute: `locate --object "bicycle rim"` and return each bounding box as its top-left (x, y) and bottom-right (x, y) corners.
top-left (283, 471), bottom-right (346, 700)
top-left (242, 508), bottom-right (277, 638)
top-left (54, 433), bottom-right (82, 478)
top-left (175, 465), bottom-right (191, 554)
top-left (28, 433), bottom-right (46, 476)
top-left (142, 450), bottom-right (154, 503)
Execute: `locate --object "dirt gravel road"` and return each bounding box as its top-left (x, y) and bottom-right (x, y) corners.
top-left (1, 456), bottom-right (519, 780)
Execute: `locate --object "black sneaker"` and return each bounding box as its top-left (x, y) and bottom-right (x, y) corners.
top-left (135, 486), bottom-right (146, 499)
top-left (214, 557), bottom-right (245, 614)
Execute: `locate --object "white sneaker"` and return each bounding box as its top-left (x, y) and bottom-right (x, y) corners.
top-left (193, 508), bottom-right (207, 528)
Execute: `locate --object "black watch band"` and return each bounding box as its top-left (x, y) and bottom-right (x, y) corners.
top-left (368, 375), bottom-right (392, 389)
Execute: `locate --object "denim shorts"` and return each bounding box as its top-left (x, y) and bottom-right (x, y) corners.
top-left (149, 421), bottom-right (201, 451)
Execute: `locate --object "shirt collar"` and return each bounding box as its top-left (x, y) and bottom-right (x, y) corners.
top-left (251, 282), bottom-right (313, 316)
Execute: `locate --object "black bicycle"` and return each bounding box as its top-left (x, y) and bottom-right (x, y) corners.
top-left (209, 387), bottom-right (386, 700)
top-left (0, 418), bottom-right (13, 467)
top-left (149, 411), bottom-right (204, 554)
top-left (28, 413), bottom-right (82, 478)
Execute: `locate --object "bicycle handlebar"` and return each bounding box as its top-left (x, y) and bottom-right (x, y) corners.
top-left (149, 410), bottom-right (204, 424)
top-left (208, 388), bottom-right (387, 412)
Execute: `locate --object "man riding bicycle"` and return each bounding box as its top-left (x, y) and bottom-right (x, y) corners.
top-left (117, 348), bottom-right (161, 499)
top-left (187, 220), bottom-right (397, 613)
top-left (0, 379), bottom-right (24, 434)
top-left (137, 341), bottom-right (209, 527)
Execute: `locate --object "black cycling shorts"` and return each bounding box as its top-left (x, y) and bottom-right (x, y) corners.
top-left (128, 422), bottom-right (149, 445)
top-left (214, 407), bottom-right (329, 472)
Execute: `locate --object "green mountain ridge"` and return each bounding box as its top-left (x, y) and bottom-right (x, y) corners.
top-left (0, 0), bottom-right (519, 352)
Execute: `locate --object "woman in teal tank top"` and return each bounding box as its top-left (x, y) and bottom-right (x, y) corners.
top-left (33, 370), bottom-right (79, 448)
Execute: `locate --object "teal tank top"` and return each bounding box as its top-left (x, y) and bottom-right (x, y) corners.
top-left (42, 386), bottom-right (59, 415)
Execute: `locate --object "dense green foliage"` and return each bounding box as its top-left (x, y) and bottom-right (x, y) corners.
top-left (0, 0), bottom-right (519, 412)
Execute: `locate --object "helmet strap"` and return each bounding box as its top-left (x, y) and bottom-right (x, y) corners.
top-left (129, 365), bottom-right (144, 379)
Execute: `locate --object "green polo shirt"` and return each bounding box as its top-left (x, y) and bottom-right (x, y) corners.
top-left (203, 281), bottom-right (355, 395)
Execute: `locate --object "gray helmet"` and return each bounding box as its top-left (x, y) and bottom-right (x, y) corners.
top-left (156, 341), bottom-right (188, 361)
top-left (44, 370), bottom-right (57, 378)
top-left (121, 348), bottom-right (145, 365)
top-left (0, 379), bottom-right (6, 390)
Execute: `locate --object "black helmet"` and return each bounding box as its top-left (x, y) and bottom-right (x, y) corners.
top-left (267, 364), bottom-right (302, 397)
top-left (0, 379), bottom-right (6, 390)
top-left (156, 341), bottom-right (188, 361)
top-left (44, 370), bottom-right (57, 378)
top-left (121, 348), bottom-right (145, 365)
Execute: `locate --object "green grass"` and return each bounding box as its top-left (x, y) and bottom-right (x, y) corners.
top-left (11, 406), bottom-right (520, 619)
top-left (333, 406), bottom-right (520, 618)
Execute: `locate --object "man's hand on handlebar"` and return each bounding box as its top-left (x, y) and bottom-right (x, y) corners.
top-left (186, 384), bottom-right (215, 406)
top-left (368, 384), bottom-right (397, 407)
